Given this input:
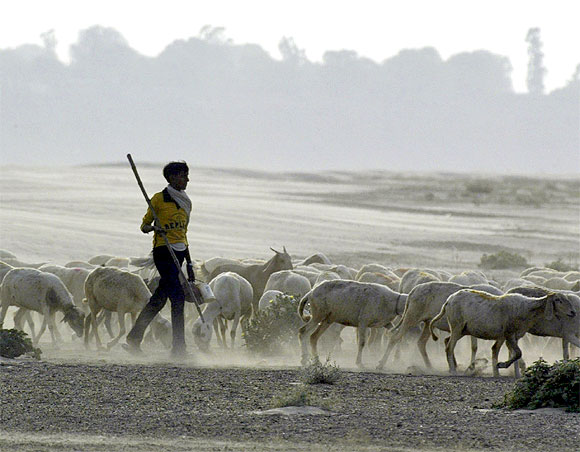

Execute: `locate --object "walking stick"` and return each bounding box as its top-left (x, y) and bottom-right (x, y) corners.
top-left (126, 154), bottom-right (205, 323)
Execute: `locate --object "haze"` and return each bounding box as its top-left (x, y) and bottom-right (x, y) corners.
top-left (1, 25), bottom-right (578, 173)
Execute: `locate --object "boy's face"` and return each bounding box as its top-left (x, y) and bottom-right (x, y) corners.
top-left (168, 171), bottom-right (189, 190)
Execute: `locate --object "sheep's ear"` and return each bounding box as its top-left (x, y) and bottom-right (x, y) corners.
top-left (544, 296), bottom-right (555, 320)
top-left (270, 247), bottom-right (280, 254)
top-left (283, 246), bottom-right (287, 254)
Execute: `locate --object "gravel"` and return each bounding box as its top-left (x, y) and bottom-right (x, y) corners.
top-left (1, 354), bottom-right (578, 451)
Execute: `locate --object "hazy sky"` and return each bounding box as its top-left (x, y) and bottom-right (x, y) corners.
top-left (1, 0), bottom-right (579, 93)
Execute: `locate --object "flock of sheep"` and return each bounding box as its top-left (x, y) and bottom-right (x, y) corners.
top-left (0, 247), bottom-right (578, 378)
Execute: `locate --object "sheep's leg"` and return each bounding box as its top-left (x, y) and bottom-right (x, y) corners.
top-left (91, 310), bottom-right (105, 350)
top-left (497, 335), bottom-right (522, 377)
top-left (13, 309), bottom-right (28, 333)
top-left (103, 311), bottom-right (115, 338)
top-left (219, 318), bottom-right (228, 347)
top-left (230, 311), bottom-right (241, 348)
top-left (46, 312), bottom-right (60, 348)
top-left (491, 339), bottom-right (503, 377)
top-left (563, 335), bottom-right (580, 360)
top-left (107, 311), bottom-right (127, 349)
top-left (299, 319), bottom-right (322, 365)
top-left (310, 320), bottom-right (332, 362)
top-left (24, 311), bottom-right (37, 339)
top-left (35, 315), bottom-right (49, 345)
top-left (14, 309), bottom-right (36, 339)
top-left (444, 328), bottom-right (462, 375)
top-left (356, 325), bottom-right (369, 368)
top-left (367, 328), bottom-right (382, 352)
top-left (378, 322), bottom-right (409, 370)
top-left (0, 302), bottom-right (10, 329)
top-left (83, 312), bottom-right (94, 349)
top-left (213, 318), bottom-right (226, 348)
top-left (465, 336), bottom-right (479, 372)
top-left (416, 323), bottom-right (434, 368)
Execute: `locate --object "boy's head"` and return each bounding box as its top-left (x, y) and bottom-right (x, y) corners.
top-left (163, 161), bottom-right (189, 182)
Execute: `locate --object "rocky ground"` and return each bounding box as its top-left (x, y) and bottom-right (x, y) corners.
top-left (1, 352), bottom-right (578, 452)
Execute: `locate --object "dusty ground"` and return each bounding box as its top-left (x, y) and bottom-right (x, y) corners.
top-left (2, 331), bottom-right (580, 452)
top-left (1, 345), bottom-right (579, 452)
top-left (0, 166), bottom-right (579, 450)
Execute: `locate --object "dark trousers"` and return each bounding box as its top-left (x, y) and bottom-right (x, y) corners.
top-left (127, 246), bottom-right (186, 351)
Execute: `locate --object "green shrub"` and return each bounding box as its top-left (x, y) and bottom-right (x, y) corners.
top-left (494, 358), bottom-right (580, 412)
top-left (242, 293), bottom-right (303, 355)
top-left (301, 357), bottom-right (341, 385)
top-left (465, 179), bottom-right (494, 194)
top-left (479, 250), bottom-right (529, 269)
top-left (0, 329), bottom-right (42, 360)
top-left (545, 258), bottom-right (578, 272)
top-left (271, 386), bottom-right (314, 408)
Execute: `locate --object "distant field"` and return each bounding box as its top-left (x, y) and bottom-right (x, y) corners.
top-left (1, 166), bottom-right (578, 280)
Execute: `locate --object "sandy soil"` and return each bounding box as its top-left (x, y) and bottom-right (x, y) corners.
top-left (0, 166), bottom-right (579, 451)
top-left (1, 343), bottom-right (579, 452)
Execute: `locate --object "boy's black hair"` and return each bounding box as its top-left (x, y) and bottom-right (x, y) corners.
top-left (163, 161), bottom-right (189, 182)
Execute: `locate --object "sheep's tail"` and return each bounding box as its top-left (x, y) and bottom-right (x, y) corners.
top-left (198, 262), bottom-right (211, 283)
top-left (429, 301), bottom-right (447, 341)
top-left (298, 291), bottom-right (312, 322)
top-left (391, 294), bottom-right (410, 331)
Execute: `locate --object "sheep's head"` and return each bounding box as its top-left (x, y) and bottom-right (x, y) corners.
top-left (192, 321), bottom-right (212, 351)
top-left (547, 293), bottom-right (577, 319)
top-left (264, 246), bottom-right (293, 274)
top-left (62, 307), bottom-right (85, 337)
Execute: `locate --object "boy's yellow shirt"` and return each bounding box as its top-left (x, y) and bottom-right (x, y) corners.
top-left (141, 189), bottom-right (189, 248)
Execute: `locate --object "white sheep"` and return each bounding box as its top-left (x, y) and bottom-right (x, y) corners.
top-left (0, 268), bottom-right (85, 345)
top-left (398, 269), bottom-right (441, 294)
top-left (88, 254), bottom-right (116, 266)
top-left (0, 260), bottom-right (15, 283)
top-left (295, 252), bottom-right (332, 266)
top-left (542, 277), bottom-right (580, 291)
top-left (448, 270), bottom-right (489, 286)
top-left (502, 278), bottom-right (536, 291)
top-left (309, 263), bottom-right (356, 279)
top-left (292, 267), bottom-right (323, 286)
top-left (429, 289), bottom-right (576, 378)
top-left (104, 257), bottom-right (131, 268)
top-left (313, 270), bottom-right (341, 287)
top-left (64, 261), bottom-right (97, 270)
top-left (1, 257), bottom-right (46, 269)
top-left (298, 280), bottom-right (407, 368)
top-left (203, 247), bottom-right (292, 313)
top-left (192, 272), bottom-right (253, 350)
top-left (83, 266), bottom-right (152, 350)
top-left (264, 270), bottom-right (311, 298)
top-left (526, 269), bottom-right (564, 279)
top-left (377, 281), bottom-right (503, 370)
top-left (356, 272), bottom-right (400, 291)
top-left (564, 271), bottom-right (580, 282)
top-left (521, 275), bottom-right (547, 286)
top-left (355, 263), bottom-right (397, 281)
top-left (507, 286), bottom-right (580, 360)
top-left (38, 265), bottom-right (91, 311)
top-left (0, 249), bottom-right (17, 260)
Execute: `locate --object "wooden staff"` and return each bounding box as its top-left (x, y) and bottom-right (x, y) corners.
top-left (126, 154), bottom-right (205, 323)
